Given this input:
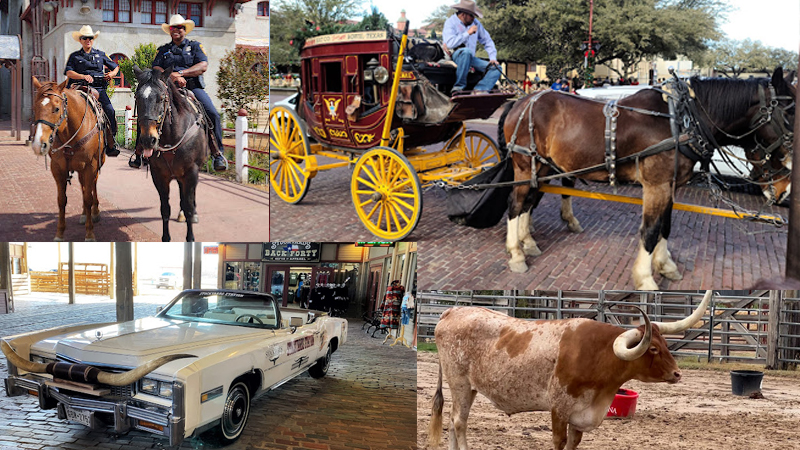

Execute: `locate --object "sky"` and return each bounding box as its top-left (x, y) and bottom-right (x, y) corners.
top-left (367, 0), bottom-right (800, 52)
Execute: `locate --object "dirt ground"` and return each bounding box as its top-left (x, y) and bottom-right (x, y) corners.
top-left (417, 352), bottom-right (800, 450)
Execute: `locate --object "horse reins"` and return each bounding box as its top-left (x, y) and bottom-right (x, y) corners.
top-left (140, 81), bottom-right (204, 154)
top-left (35, 90), bottom-right (104, 159)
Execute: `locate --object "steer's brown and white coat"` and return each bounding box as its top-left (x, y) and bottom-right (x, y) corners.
top-left (429, 291), bottom-right (712, 450)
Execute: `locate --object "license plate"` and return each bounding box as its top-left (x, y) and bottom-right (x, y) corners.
top-left (65, 407), bottom-right (92, 427)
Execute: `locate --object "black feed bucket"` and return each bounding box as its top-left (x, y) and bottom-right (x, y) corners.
top-left (730, 370), bottom-right (764, 396)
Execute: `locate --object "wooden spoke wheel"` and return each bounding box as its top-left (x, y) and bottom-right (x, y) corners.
top-left (351, 147), bottom-right (422, 241)
top-left (448, 129), bottom-right (501, 168)
top-left (269, 105), bottom-right (314, 204)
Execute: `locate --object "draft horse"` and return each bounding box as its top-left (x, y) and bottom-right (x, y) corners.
top-left (133, 66), bottom-right (209, 242)
top-left (31, 78), bottom-right (110, 241)
top-left (499, 68), bottom-right (795, 290)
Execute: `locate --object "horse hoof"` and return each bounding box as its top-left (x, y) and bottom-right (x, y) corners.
top-left (177, 211), bottom-right (186, 223)
top-left (53, 237), bottom-right (64, 242)
top-left (568, 222), bottom-right (584, 233)
top-left (522, 244), bottom-right (542, 257)
top-left (661, 270), bottom-right (683, 281)
top-left (85, 237), bottom-right (96, 242)
top-left (508, 259), bottom-right (529, 273)
top-left (192, 214), bottom-right (199, 224)
top-left (93, 214), bottom-right (101, 223)
top-left (79, 215), bottom-right (87, 225)
top-left (635, 278), bottom-right (659, 291)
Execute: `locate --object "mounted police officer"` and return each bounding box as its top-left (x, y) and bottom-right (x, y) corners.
top-left (64, 25), bottom-right (120, 156)
top-left (129, 14), bottom-right (228, 171)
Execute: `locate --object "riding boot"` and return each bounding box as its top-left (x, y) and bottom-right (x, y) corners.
top-left (213, 154), bottom-right (228, 171)
top-left (105, 144), bottom-right (120, 157)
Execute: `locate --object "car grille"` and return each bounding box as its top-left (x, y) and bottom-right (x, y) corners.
top-left (55, 355), bottom-right (135, 400)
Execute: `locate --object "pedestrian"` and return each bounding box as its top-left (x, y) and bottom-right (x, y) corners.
top-left (129, 14), bottom-right (228, 171)
top-left (443, 0), bottom-right (500, 96)
top-left (550, 78), bottom-right (563, 91)
top-left (523, 76), bottom-right (532, 93)
top-left (64, 25), bottom-right (120, 157)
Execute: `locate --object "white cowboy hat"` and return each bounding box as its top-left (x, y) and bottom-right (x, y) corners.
top-left (161, 14), bottom-right (195, 35)
top-left (450, 0), bottom-right (483, 18)
top-left (71, 25), bottom-right (100, 42)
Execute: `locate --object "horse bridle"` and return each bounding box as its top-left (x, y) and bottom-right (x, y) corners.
top-left (34, 92), bottom-right (69, 149)
top-left (138, 80), bottom-right (202, 154)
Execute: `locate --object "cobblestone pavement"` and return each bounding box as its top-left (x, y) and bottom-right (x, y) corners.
top-left (267, 95), bottom-right (788, 289)
top-left (0, 294), bottom-right (416, 450)
top-left (0, 124), bottom-right (269, 242)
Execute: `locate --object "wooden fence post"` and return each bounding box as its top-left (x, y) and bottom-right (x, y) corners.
top-left (766, 290), bottom-right (782, 370)
top-left (235, 109), bottom-right (249, 183)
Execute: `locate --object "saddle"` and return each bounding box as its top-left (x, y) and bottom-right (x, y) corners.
top-left (71, 84), bottom-right (100, 100)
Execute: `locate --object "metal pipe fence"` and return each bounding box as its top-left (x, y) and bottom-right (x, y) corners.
top-left (417, 290), bottom-right (799, 369)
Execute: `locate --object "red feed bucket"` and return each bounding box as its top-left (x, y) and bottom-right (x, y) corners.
top-left (606, 388), bottom-right (639, 418)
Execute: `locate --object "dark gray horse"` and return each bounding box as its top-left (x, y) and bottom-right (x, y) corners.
top-left (133, 66), bottom-right (209, 241)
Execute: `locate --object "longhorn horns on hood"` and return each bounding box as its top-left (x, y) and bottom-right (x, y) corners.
top-left (1, 340), bottom-right (195, 387)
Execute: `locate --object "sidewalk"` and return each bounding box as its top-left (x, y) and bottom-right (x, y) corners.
top-left (0, 123), bottom-right (268, 242)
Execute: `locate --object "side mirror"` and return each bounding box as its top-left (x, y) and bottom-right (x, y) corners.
top-left (290, 317), bottom-right (304, 327)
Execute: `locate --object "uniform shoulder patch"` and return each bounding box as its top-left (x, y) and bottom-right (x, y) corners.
top-left (197, 43), bottom-right (206, 56)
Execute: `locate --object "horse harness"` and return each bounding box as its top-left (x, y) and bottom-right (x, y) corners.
top-left (506, 76), bottom-right (794, 191)
top-left (35, 88), bottom-right (106, 163)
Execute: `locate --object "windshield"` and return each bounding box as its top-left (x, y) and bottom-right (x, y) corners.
top-left (159, 291), bottom-right (280, 329)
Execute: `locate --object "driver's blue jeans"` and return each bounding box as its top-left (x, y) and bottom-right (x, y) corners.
top-left (452, 48), bottom-right (501, 91)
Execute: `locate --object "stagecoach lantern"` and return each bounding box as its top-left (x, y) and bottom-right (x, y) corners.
top-left (373, 66), bottom-right (389, 84)
top-left (364, 57), bottom-right (378, 82)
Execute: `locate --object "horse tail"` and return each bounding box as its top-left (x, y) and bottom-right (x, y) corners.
top-left (497, 100), bottom-right (516, 158)
top-left (429, 358), bottom-right (445, 448)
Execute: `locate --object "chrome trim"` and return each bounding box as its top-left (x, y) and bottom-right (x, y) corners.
top-left (170, 381), bottom-right (185, 447)
top-left (267, 365), bottom-right (314, 391)
top-left (50, 390), bottom-right (116, 413)
top-left (128, 405), bottom-right (170, 426)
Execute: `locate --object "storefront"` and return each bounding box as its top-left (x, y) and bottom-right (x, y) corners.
top-left (217, 242), bottom-right (417, 318)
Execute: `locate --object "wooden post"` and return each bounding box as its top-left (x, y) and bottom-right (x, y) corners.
top-left (68, 243), bottom-right (75, 304)
top-left (183, 243), bottom-right (193, 290)
top-left (133, 243), bottom-right (138, 296)
top-left (193, 242), bottom-right (202, 289)
top-left (0, 243), bottom-right (10, 313)
top-left (786, 54), bottom-right (800, 281)
top-left (766, 290), bottom-right (782, 369)
top-left (115, 243), bottom-right (134, 322)
top-left (109, 243), bottom-right (115, 299)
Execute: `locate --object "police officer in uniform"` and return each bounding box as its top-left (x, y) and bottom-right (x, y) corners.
top-left (64, 25), bottom-right (120, 156)
top-left (129, 14), bottom-right (228, 171)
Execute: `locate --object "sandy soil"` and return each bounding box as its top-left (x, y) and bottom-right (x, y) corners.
top-left (417, 352), bottom-right (800, 450)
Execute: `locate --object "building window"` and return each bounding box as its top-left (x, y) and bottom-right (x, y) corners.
top-left (103, 0), bottom-right (132, 23)
top-left (140, 0), bottom-right (167, 25)
top-left (43, 11), bottom-right (50, 34)
top-left (110, 53), bottom-right (129, 88)
top-left (257, 1), bottom-right (268, 16)
top-left (177, 2), bottom-right (203, 27)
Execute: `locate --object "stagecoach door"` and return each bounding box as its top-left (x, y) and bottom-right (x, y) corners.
top-left (318, 60), bottom-right (348, 143)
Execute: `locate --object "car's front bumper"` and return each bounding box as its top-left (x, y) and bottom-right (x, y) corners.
top-left (5, 372), bottom-right (186, 447)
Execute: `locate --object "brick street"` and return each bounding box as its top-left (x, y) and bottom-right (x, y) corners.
top-left (268, 93), bottom-right (788, 289)
top-left (0, 123), bottom-right (269, 242)
top-left (0, 294), bottom-right (416, 450)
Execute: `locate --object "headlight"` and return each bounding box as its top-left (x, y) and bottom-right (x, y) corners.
top-left (141, 378), bottom-right (158, 394)
top-left (374, 66), bottom-right (389, 84)
top-left (158, 382), bottom-right (173, 398)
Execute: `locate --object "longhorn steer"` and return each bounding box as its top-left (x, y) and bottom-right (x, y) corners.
top-left (429, 290), bottom-right (712, 450)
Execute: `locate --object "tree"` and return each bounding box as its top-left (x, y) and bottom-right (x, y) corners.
top-left (484, 0), bottom-right (724, 80)
top-left (424, 4), bottom-right (452, 33)
top-left (216, 47), bottom-right (269, 123)
top-left (707, 38), bottom-right (799, 78)
top-left (359, 6), bottom-right (388, 31)
top-left (270, 0), bottom-right (364, 67)
top-left (117, 43), bottom-right (158, 92)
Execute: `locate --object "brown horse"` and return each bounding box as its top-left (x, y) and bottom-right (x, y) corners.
top-left (31, 77), bottom-right (107, 241)
top-left (499, 68), bottom-right (794, 290)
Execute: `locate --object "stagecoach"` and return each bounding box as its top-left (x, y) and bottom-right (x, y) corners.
top-left (269, 24), bottom-right (514, 240)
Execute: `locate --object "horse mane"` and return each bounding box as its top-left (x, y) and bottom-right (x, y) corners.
top-left (689, 76), bottom-right (769, 125)
top-left (138, 69), bottom-right (191, 116)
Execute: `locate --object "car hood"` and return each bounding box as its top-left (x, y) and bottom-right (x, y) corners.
top-left (30, 316), bottom-right (273, 368)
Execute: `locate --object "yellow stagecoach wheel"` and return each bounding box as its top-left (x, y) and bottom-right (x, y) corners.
top-left (351, 147), bottom-right (422, 241)
top-left (269, 105), bottom-right (313, 204)
top-left (448, 129), bottom-right (501, 168)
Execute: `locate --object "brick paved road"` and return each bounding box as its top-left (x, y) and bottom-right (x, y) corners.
top-left (267, 96), bottom-right (788, 289)
top-left (0, 294), bottom-right (416, 450)
top-left (0, 124), bottom-right (269, 242)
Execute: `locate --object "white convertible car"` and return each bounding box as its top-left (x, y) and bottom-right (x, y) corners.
top-left (2, 290), bottom-right (348, 446)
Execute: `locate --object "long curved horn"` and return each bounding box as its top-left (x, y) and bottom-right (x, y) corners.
top-left (2, 340), bottom-right (195, 387)
top-left (613, 306), bottom-right (652, 361)
top-left (652, 290), bottom-right (712, 335)
top-left (1, 340), bottom-right (49, 373)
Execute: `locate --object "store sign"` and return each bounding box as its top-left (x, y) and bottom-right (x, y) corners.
top-left (203, 246), bottom-right (219, 254)
top-left (263, 242), bottom-right (321, 262)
